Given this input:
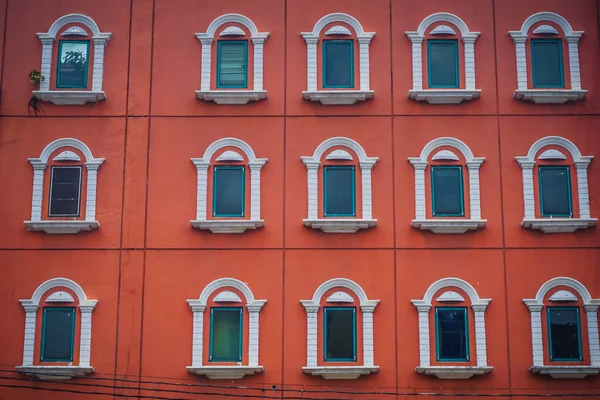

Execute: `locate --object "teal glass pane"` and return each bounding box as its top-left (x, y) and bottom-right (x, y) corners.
top-left (49, 166), bottom-right (82, 217)
top-left (213, 166), bottom-right (245, 217)
top-left (428, 40), bottom-right (459, 88)
top-left (539, 166), bottom-right (571, 217)
top-left (531, 39), bottom-right (564, 88)
top-left (324, 166), bottom-right (355, 217)
top-left (57, 40), bottom-right (89, 88)
top-left (324, 308), bottom-right (356, 361)
top-left (217, 41), bottom-right (248, 88)
top-left (210, 308), bottom-right (242, 362)
top-left (323, 40), bottom-right (353, 88)
top-left (41, 308), bottom-right (75, 362)
top-left (548, 307), bottom-right (581, 361)
top-left (431, 166), bottom-right (464, 217)
top-left (436, 307), bottom-right (469, 361)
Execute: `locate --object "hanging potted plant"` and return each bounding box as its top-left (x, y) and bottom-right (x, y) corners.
top-left (28, 69), bottom-right (44, 115)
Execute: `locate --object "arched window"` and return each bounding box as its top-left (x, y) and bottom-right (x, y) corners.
top-left (33, 14), bottom-right (111, 105)
top-left (186, 278), bottom-right (266, 379)
top-left (509, 12), bottom-right (586, 104)
top-left (300, 278), bottom-right (379, 379)
top-left (301, 137), bottom-right (378, 233)
top-left (408, 137), bottom-right (486, 234)
top-left (405, 13), bottom-right (480, 104)
top-left (16, 278), bottom-right (97, 380)
top-left (301, 13), bottom-right (375, 105)
top-left (523, 277), bottom-right (600, 379)
top-left (515, 136), bottom-right (596, 233)
top-left (24, 138), bottom-right (105, 235)
top-left (412, 277), bottom-right (492, 379)
top-left (195, 14), bottom-right (269, 105)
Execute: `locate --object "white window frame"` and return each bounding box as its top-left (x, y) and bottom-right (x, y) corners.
top-left (515, 136), bottom-right (596, 233)
top-left (509, 12), bottom-right (586, 104)
top-left (195, 14), bottom-right (269, 105)
top-left (16, 278), bottom-right (98, 380)
top-left (523, 277), bottom-right (600, 379)
top-left (34, 14), bottom-right (111, 105)
top-left (412, 277), bottom-right (492, 379)
top-left (405, 13), bottom-right (480, 104)
top-left (25, 138), bottom-right (105, 235)
top-left (186, 278), bottom-right (266, 379)
top-left (301, 137), bottom-right (378, 233)
top-left (301, 13), bottom-right (375, 105)
top-left (300, 278), bottom-right (379, 379)
top-left (408, 137), bottom-right (486, 234)
top-left (190, 138), bottom-right (267, 234)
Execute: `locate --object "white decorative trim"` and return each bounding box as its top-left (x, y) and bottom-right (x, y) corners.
top-left (529, 366), bottom-right (600, 379)
top-left (406, 13), bottom-right (480, 104)
top-left (411, 219), bottom-right (486, 234)
top-left (302, 13), bottom-right (375, 105)
top-left (15, 366), bottom-right (94, 381)
top-left (220, 26), bottom-right (246, 37)
top-left (35, 14), bottom-right (111, 105)
top-left (301, 278), bottom-right (379, 379)
top-left (538, 149), bottom-right (567, 160)
top-left (430, 25), bottom-right (457, 35)
top-left (326, 291), bottom-right (355, 303)
top-left (415, 366), bottom-right (493, 380)
top-left (61, 26), bottom-right (88, 37)
top-left (431, 150), bottom-right (459, 161)
top-left (532, 25), bottom-right (559, 35)
top-left (46, 291), bottom-right (75, 303)
top-left (187, 366), bottom-right (264, 379)
top-left (53, 151), bottom-right (81, 162)
top-left (25, 138), bottom-right (104, 235)
top-left (190, 220), bottom-right (264, 234)
top-left (549, 290), bottom-right (578, 302)
top-left (513, 90), bottom-right (587, 104)
top-left (325, 150), bottom-right (353, 161)
top-left (324, 25), bottom-right (352, 36)
top-left (196, 14), bottom-right (269, 104)
top-left (436, 291), bottom-right (465, 302)
top-left (303, 219), bottom-right (377, 233)
top-left (515, 136), bottom-right (596, 233)
top-left (213, 291), bottom-right (243, 303)
top-left (215, 150), bottom-right (244, 162)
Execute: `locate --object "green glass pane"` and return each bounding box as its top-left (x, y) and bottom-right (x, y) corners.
top-left (218, 41), bottom-right (247, 88)
top-left (428, 40), bottom-right (458, 88)
top-left (436, 308), bottom-right (468, 361)
top-left (57, 41), bottom-right (89, 88)
top-left (532, 40), bottom-right (564, 88)
top-left (211, 309), bottom-right (242, 361)
top-left (548, 308), bottom-right (581, 360)
top-left (214, 167), bottom-right (244, 217)
top-left (42, 308), bottom-right (75, 361)
top-left (49, 166), bottom-right (82, 217)
top-left (324, 308), bottom-right (355, 361)
top-left (323, 41), bottom-right (353, 88)
top-left (432, 166), bottom-right (463, 216)
top-left (539, 166), bottom-right (571, 216)
top-left (324, 166), bottom-right (355, 216)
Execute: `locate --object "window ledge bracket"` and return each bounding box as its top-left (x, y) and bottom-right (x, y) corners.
top-left (186, 366), bottom-right (264, 379)
top-left (513, 89), bottom-right (587, 104)
top-left (302, 366), bottom-right (379, 380)
top-left (521, 218), bottom-right (597, 233)
top-left (415, 366), bottom-right (493, 380)
top-left (16, 365), bottom-right (94, 381)
top-left (302, 90), bottom-right (374, 105)
top-left (412, 219), bottom-right (487, 234)
top-left (195, 90), bottom-right (267, 105)
top-left (32, 90), bottom-right (106, 106)
top-left (190, 219), bottom-right (264, 234)
top-left (408, 89), bottom-right (481, 104)
top-left (303, 218), bottom-right (377, 234)
top-left (530, 365), bottom-right (600, 379)
top-left (24, 220), bottom-right (100, 235)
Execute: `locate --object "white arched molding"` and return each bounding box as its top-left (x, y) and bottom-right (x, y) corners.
top-left (408, 137), bottom-right (486, 234)
top-left (33, 14), bottom-right (111, 105)
top-left (24, 138), bottom-right (105, 235)
top-left (515, 136), bottom-right (596, 233)
top-left (300, 278), bottom-right (380, 379)
top-left (301, 13), bottom-right (375, 105)
top-left (301, 137), bottom-right (378, 233)
top-left (16, 278), bottom-right (98, 380)
top-left (186, 278), bottom-right (266, 379)
top-left (509, 12), bottom-right (587, 104)
top-left (195, 14), bottom-right (269, 105)
top-left (405, 13), bottom-right (480, 104)
top-left (523, 277), bottom-right (600, 379)
top-left (412, 277), bottom-right (493, 379)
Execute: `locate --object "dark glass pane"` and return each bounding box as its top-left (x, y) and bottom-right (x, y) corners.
top-left (218, 42), bottom-right (247, 88)
top-left (325, 308), bottom-right (355, 361)
top-left (549, 308), bottom-right (581, 360)
top-left (49, 167), bottom-right (82, 216)
top-left (324, 166), bottom-right (355, 216)
top-left (214, 167), bottom-right (244, 217)
top-left (323, 41), bottom-right (353, 88)
top-left (211, 308), bottom-right (242, 361)
top-left (428, 40), bottom-right (458, 88)
top-left (432, 166), bottom-right (463, 216)
top-left (42, 308), bottom-right (75, 361)
top-left (532, 40), bottom-right (563, 88)
top-left (57, 41), bottom-right (89, 88)
top-left (539, 167), bottom-right (571, 216)
top-left (437, 308), bottom-right (468, 361)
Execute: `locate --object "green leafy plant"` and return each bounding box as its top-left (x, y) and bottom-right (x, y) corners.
top-left (62, 50), bottom-right (86, 71)
top-left (29, 69), bottom-right (44, 85)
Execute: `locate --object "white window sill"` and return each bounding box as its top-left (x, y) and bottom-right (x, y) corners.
top-left (522, 218), bottom-right (597, 233)
top-left (302, 366), bottom-right (379, 380)
top-left (302, 90), bottom-right (374, 105)
top-left (16, 365), bottom-right (94, 380)
top-left (529, 365), bottom-right (600, 379)
top-left (412, 219), bottom-right (487, 234)
top-left (186, 366), bottom-right (264, 379)
top-left (32, 90), bottom-right (106, 106)
top-left (195, 90), bottom-right (267, 105)
top-left (513, 89), bottom-right (587, 104)
top-left (190, 220), bottom-right (264, 234)
top-left (415, 366), bottom-right (493, 379)
top-left (408, 89), bottom-right (481, 104)
top-left (24, 220), bottom-right (100, 235)
top-left (303, 219), bottom-right (377, 233)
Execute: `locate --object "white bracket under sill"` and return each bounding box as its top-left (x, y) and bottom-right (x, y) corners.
top-left (32, 90), bottom-right (106, 105)
top-left (302, 366), bottom-right (379, 380)
top-left (513, 89), bottom-right (587, 104)
top-left (187, 366), bottom-right (264, 379)
top-left (302, 90), bottom-right (374, 105)
top-left (408, 89), bottom-right (481, 105)
top-left (195, 90), bottom-right (267, 105)
top-left (303, 219), bottom-right (377, 234)
top-left (190, 220), bottom-right (264, 234)
top-left (415, 366), bottom-right (493, 380)
top-left (521, 218), bottom-right (597, 233)
top-left (529, 365), bottom-right (600, 379)
top-left (412, 219), bottom-right (487, 234)
top-left (24, 220), bottom-right (100, 235)
top-left (16, 366), bottom-right (94, 381)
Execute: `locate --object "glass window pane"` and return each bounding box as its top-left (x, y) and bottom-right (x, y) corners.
top-left (217, 41), bottom-right (247, 88)
top-left (49, 166), bottom-right (82, 217)
top-left (539, 166), bottom-right (571, 217)
top-left (213, 166), bottom-right (244, 217)
top-left (432, 166), bottom-right (463, 216)
top-left (548, 307), bottom-right (581, 361)
top-left (57, 41), bottom-right (89, 88)
top-left (324, 166), bottom-right (355, 216)
top-left (324, 308), bottom-right (355, 361)
top-left (428, 40), bottom-right (458, 88)
top-left (210, 308), bottom-right (242, 361)
top-left (42, 308), bottom-right (75, 361)
top-left (436, 307), bottom-right (468, 361)
top-left (532, 39), bottom-right (564, 88)
top-left (323, 40), bottom-right (353, 88)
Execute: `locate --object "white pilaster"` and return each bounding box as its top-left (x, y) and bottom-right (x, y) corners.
top-left (358, 38), bottom-right (371, 91)
top-left (247, 307), bottom-right (260, 367)
top-left (306, 163), bottom-right (320, 220)
top-left (200, 39), bottom-right (213, 92)
top-left (84, 164), bottom-right (99, 221)
top-left (575, 162), bottom-right (591, 219)
top-left (251, 38), bottom-right (265, 91)
top-left (305, 307), bottom-right (319, 367)
top-left (193, 162), bottom-right (209, 221)
top-left (512, 36), bottom-right (528, 91)
top-left (585, 305), bottom-right (600, 367)
top-left (39, 39), bottom-right (54, 91)
top-left (472, 305), bottom-right (488, 367)
top-left (521, 163), bottom-right (536, 220)
top-left (463, 38), bottom-right (476, 90)
top-left (91, 39), bottom-right (106, 92)
top-left (360, 163), bottom-right (374, 220)
top-left (361, 306), bottom-right (375, 367)
top-left (190, 305), bottom-right (205, 367)
top-left (78, 306), bottom-right (94, 367)
top-left (249, 163), bottom-right (263, 221)
top-left (22, 306), bottom-right (39, 367)
top-left (466, 162), bottom-right (482, 220)
top-left (306, 38), bottom-right (318, 92)
top-left (528, 304), bottom-right (544, 366)
top-left (417, 306), bottom-right (431, 367)
top-left (30, 163), bottom-right (47, 222)
top-left (413, 163), bottom-right (427, 220)
top-left (566, 38), bottom-right (582, 91)
top-left (409, 36), bottom-right (424, 91)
